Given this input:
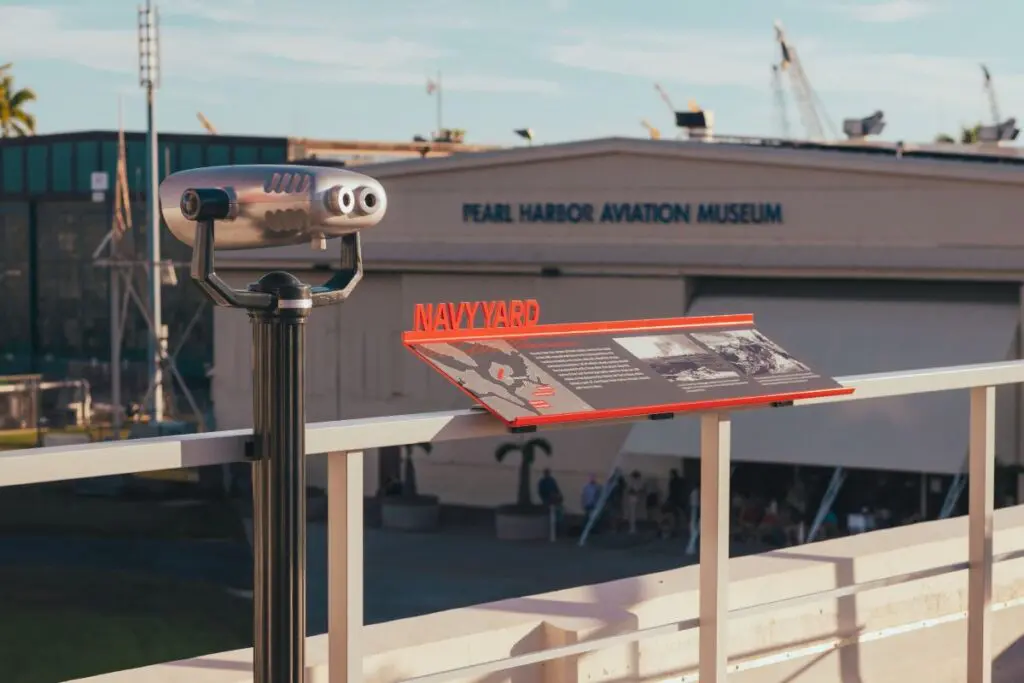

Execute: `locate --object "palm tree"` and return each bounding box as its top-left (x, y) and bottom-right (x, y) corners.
top-left (934, 124), bottom-right (982, 145)
top-left (495, 437), bottom-right (552, 509)
top-left (401, 442), bottom-right (432, 498)
top-left (0, 67), bottom-right (37, 138)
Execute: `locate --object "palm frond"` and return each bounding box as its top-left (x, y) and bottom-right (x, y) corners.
top-left (12, 110), bottom-right (34, 134)
top-left (495, 442), bottom-right (521, 462)
top-left (526, 437), bottom-right (552, 456)
top-left (9, 87), bottom-right (36, 109)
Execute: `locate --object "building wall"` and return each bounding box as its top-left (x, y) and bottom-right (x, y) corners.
top-left (360, 149), bottom-right (1024, 277)
top-left (0, 202), bottom-right (31, 372)
top-left (0, 132), bottom-right (291, 406)
top-left (212, 146), bottom-right (1024, 508)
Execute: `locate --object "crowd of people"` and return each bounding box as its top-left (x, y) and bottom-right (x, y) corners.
top-left (535, 465), bottom-right (947, 548)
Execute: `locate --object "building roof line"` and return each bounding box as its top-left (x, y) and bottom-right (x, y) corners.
top-left (355, 135), bottom-right (1024, 186)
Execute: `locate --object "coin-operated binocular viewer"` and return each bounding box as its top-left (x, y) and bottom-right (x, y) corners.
top-left (160, 165), bottom-right (388, 683)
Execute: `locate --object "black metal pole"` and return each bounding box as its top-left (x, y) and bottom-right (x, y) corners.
top-left (249, 271), bottom-right (311, 683)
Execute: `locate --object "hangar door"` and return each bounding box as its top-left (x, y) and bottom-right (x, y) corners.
top-left (622, 278), bottom-right (1020, 474)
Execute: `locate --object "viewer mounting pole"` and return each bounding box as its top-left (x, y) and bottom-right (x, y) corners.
top-left (163, 163), bottom-right (382, 683)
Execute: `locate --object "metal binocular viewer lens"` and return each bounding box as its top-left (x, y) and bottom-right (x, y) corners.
top-left (158, 163), bottom-right (388, 683)
top-left (160, 164), bottom-right (387, 253)
top-left (159, 164), bottom-right (387, 310)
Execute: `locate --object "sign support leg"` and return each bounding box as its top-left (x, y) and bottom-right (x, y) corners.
top-left (699, 412), bottom-right (731, 683)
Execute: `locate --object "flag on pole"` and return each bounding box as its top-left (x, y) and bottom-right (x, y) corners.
top-left (426, 77), bottom-right (439, 95)
top-left (112, 125), bottom-right (133, 241)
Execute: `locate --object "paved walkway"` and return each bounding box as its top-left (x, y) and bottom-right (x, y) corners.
top-left (0, 514), bottom-right (762, 633)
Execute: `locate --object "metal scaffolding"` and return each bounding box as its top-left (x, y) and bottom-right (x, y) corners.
top-left (90, 109), bottom-right (206, 434)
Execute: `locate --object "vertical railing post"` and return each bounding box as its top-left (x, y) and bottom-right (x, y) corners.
top-left (699, 411), bottom-right (731, 683)
top-left (968, 386), bottom-right (995, 683)
top-left (329, 450), bottom-right (365, 683)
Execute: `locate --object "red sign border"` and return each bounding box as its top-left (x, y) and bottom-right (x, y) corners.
top-left (402, 314), bottom-right (855, 428)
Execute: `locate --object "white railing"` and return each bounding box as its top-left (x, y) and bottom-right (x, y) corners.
top-left (3, 359), bottom-right (1024, 683)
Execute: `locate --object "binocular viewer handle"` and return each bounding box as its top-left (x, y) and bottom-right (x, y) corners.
top-left (189, 213), bottom-right (364, 312)
top-left (310, 233), bottom-right (363, 308)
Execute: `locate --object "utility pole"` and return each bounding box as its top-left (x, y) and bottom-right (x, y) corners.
top-left (138, 0), bottom-right (164, 422)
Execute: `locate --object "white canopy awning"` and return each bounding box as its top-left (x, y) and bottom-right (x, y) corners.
top-left (621, 288), bottom-right (1019, 474)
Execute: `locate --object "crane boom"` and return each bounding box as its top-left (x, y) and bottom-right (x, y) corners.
top-left (981, 64), bottom-right (1001, 126)
top-left (640, 119), bottom-right (662, 139)
top-left (774, 20), bottom-right (835, 141)
top-left (196, 111), bottom-right (218, 135)
top-left (771, 64), bottom-right (791, 138)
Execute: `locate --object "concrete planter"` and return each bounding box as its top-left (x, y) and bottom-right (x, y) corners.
top-left (381, 495), bottom-right (441, 532)
top-left (495, 505), bottom-right (550, 541)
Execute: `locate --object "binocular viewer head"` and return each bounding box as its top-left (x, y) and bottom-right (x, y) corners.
top-left (159, 165), bottom-right (388, 250)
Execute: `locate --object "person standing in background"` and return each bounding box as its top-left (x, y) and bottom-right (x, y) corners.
top-left (538, 468), bottom-right (564, 528)
top-left (625, 470), bottom-right (645, 534)
top-left (581, 475), bottom-right (602, 527)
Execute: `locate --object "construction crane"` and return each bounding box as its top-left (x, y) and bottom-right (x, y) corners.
top-left (981, 64), bottom-right (1001, 126)
top-left (773, 20), bottom-right (836, 141)
top-left (654, 83), bottom-right (676, 121)
top-left (976, 65), bottom-right (1020, 143)
top-left (770, 64), bottom-right (792, 139)
top-left (196, 111), bottom-right (218, 135)
top-left (640, 120), bottom-right (662, 139)
top-left (653, 83), bottom-right (702, 137)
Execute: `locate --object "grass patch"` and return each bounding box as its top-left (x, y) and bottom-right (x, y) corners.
top-left (0, 426), bottom-right (134, 451)
top-left (0, 427), bottom-right (44, 449)
top-left (0, 566), bottom-right (251, 683)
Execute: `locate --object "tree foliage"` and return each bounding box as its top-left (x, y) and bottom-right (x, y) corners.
top-left (495, 438), bottom-right (553, 508)
top-left (0, 64), bottom-right (37, 138)
top-left (934, 123), bottom-right (982, 144)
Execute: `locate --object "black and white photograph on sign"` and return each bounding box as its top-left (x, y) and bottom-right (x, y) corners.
top-left (417, 340), bottom-right (594, 420)
top-left (612, 334), bottom-right (742, 383)
top-left (690, 329), bottom-right (811, 377)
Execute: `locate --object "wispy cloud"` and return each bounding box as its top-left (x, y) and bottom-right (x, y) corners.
top-left (827, 0), bottom-right (938, 23)
top-left (548, 29), bottom-right (778, 90)
top-left (0, 5), bottom-right (558, 95)
top-left (161, 0), bottom-right (486, 32)
top-left (546, 25), bottom-right (1021, 107)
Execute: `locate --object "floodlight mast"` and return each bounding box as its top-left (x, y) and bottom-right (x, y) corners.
top-left (138, 0), bottom-right (164, 422)
top-left (163, 164), bottom-right (384, 683)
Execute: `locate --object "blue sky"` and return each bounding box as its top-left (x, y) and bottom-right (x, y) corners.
top-left (0, 0), bottom-right (1021, 146)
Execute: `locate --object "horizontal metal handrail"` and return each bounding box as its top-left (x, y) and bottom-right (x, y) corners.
top-left (398, 547), bottom-right (1024, 683)
top-left (3, 360), bottom-right (1024, 488)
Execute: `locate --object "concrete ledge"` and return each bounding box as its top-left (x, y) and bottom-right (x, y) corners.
top-left (495, 508), bottom-right (550, 541)
top-left (70, 506), bottom-right (1024, 683)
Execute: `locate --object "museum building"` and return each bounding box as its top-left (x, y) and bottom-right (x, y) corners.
top-left (208, 136), bottom-right (1024, 512)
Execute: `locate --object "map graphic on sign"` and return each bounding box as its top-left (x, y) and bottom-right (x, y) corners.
top-left (418, 340), bottom-right (593, 420)
top-left (403, 313), bottom-right (853, 428)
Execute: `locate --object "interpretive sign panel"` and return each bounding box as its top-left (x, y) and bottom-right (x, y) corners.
top-left (402, 306), bottom-right (853, 428)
